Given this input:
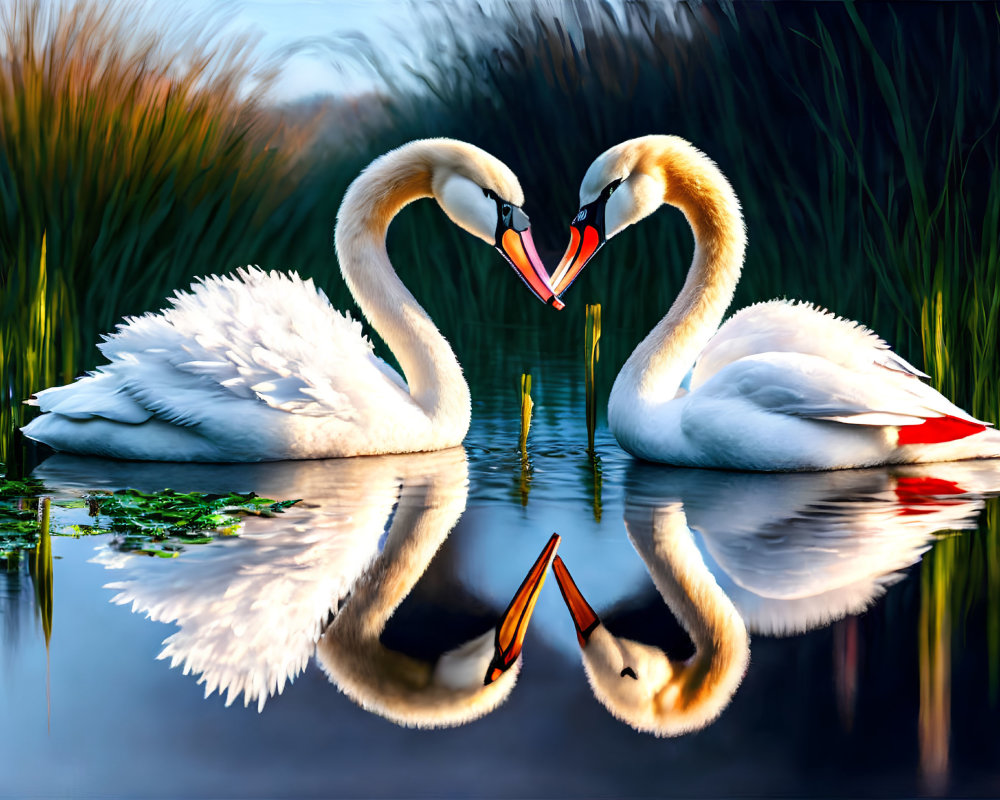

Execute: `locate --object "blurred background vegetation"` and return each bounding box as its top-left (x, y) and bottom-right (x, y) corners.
top-left (2, 1), bottom-right (999, 784)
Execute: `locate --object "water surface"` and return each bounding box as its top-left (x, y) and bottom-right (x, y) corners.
top-left (3, 350), bottom-right (1000, 798)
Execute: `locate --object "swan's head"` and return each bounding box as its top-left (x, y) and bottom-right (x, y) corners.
top-left (550, 136), bottom-right (669, 295)
top-left (552, 555), bottom-right (747, 736)
top-left (319, 533), bottom-right (560, 728)
top-left (429, 140), bottom-right (563, 310)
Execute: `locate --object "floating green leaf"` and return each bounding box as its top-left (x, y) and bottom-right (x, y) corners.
top-left (0, 468), bottom-right (301, 560)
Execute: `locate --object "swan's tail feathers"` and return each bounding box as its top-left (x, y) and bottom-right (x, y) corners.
top-left (896, 414), bottom-right (988, 446)
top-left (24, 375), bottom-right (152, 424)
top-left (900, 423), bottom-right (1000, 463)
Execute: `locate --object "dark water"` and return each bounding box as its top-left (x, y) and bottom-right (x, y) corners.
top-left (3, 352), bottom-right (1000, 798)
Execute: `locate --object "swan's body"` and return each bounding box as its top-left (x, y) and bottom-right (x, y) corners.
top-left (23, 139), bottom-right (558, 462)
top-left (553, 135), bottom-right (1000, 470)
top-left (37, 448), bottom-right (558, 724)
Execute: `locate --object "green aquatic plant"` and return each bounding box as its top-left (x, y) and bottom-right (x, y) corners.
top-left (71, 489), bottom-right (301, 557)
top-left (519, 373), bottom-right (533, 456)
top-left (0, 470), bottom-right (43, 498)
top-left (516, 373), bottom-right (534, 506)
top-left (588, 452), bottom-right (603, 525)
top-left (0, 467), bottom-right (300, 559)
top-left (584, 303), bottom-right (601, 454)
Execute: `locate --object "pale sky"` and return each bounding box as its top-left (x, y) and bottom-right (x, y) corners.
top-left (22, 0), bottom-right (649, 101)
top-left (19, 0), bottom-right (425, 99)
top-left (213, 0), bottom-right (419, 99)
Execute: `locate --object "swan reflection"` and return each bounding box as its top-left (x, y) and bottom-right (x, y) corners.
top-left (34, 449), bottom-right (558, 725)
top-left (553, 459), bottom-right (1000, 736)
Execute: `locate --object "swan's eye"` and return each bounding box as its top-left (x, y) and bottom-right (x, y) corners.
top-left (621, 666), bottom-right (638, 680)
top-left (501, 202), bottom-right (512, 220)
top-left (604, 178), bottom-right (623, 198)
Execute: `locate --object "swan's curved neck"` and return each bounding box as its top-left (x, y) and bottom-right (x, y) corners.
top-left (618, 141), bottom-right (746, 403)
top-left (335, 145), bottom-right (470, 430)
top-left (628, 502), bottom-right (748, 709)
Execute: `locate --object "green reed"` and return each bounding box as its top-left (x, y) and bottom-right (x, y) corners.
top-left (0, 235), bottom-right (67, 472)
top-left (516, 374), bottom-right (534, 506)
top-left (919, 533), bottom-right (953, 794)
top-left (518, 373), bottom-right (533, 456)
top-left (584, 304), bottom-right (601, 454)
top-left (789, 4), bottom-right (1000, 420)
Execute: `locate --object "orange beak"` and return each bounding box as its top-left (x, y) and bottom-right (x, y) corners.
top-left (550, 220), bottom-right (605, 296)
top-left (497, 228), bottom-right (565, 311)
top-left (552, 555), bottom-right (601, 647)
top-left (485, 533), bottom-right (561, 684)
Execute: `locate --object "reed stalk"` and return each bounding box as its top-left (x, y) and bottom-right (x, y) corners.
top-left (988, 502), bottom-right (1000, 705)
top-left (584, 303), bottom-right (601, 454)
top-left (518, 373), bottom-right (533, 456)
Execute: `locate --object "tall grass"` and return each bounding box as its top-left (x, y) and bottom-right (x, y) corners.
top-left (787, 3), bottom-right (1000, 421)
top-left (0, 0), bottom-right (311, 466)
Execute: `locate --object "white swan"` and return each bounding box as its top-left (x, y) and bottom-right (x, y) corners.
top-left (551, 135), bottom-right (1000, 470)
top-left (23, 139), bottom-right (561, 461)
top-left (37, 448), bottom-right (559, 725)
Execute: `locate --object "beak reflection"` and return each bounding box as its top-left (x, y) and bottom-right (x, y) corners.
top-left (486, 532), bottom-right (561, 683)
top-left (552, 555), bottom-right (601, 647)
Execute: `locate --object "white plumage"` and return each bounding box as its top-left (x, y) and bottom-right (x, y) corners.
top-left (35, 452), bottom-right (400, 711)
top-left (26, 268), bottom-right (414, 461)
top-left (37, 446), bottom-right (552, 725)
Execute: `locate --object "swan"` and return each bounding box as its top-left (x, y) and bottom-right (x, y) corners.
top-left (22, 139), bottom-right (561, 461)
top-left (37, 448), bottom-right (559, 725)
top-left (551, 496), bottom-right (750, 737)
top-left (550, 135), bottom-right (1000, 470)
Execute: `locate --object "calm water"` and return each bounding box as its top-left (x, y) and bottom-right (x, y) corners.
top-left (3, 348), bottom-right (1000, 798)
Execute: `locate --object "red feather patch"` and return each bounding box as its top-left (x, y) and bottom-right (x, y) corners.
top-left (896, 415), bottom-right (986, 445)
